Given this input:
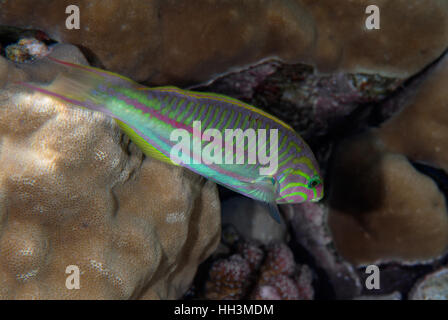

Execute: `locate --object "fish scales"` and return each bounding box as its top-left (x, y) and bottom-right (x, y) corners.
top-left (22, 58), bottom-right (323, 212)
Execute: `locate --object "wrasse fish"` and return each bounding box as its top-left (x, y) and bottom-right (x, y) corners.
top-left (22, 58), bottom-right (324, 222)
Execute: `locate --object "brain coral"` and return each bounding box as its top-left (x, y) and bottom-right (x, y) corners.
top-left (0, 69), bottom-right (221, 298)
top-left (328, 54), bottom-right (448, 265)
top-left (0, 0), bottom-right (446, 85)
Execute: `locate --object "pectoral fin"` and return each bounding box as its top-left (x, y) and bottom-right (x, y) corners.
top-left (267, 202), bottom-right (282, 224)
top-left (245, 176), bottom-right (279, 203)
top-left (244, 175), bottom-right (283, 223)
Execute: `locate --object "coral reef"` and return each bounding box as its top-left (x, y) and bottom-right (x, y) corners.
top-left (2, 2), bottom-right (448, 300)
top-left (0, 55), bottom-right (221, 299)
top-left (237, 241), bottom-right (264, 272)
top-left (0, 0), bottom-right (446, 85)
top-left (193, 47), bottom-right (407, 300)
top-left (204, 241), bottom-right (314, 300)
top-left (328, 54), bottom-right (448, 266)
top-left (205, 254), bottom-right (251, 300)
top-left (186, 36), bottom-right (448, 299)
top-left (196, 61), bottom-right (401, 141)
top-left (253, 243), bottom-right (314, 300)
top-left (259, 243), bottom-right (295, 279)
top-left (284, 203), bottom-right (362, 298)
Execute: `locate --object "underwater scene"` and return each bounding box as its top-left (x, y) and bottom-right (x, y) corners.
top-left (0, 0), bottom-right (447, 302)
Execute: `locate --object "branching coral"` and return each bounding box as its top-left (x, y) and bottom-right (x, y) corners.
top-left (205, 254), bottom-right (252, 300)
top-left (254, 243), bottom-right (313, 300)
top-left (204, 241), bottom-right (314, 300)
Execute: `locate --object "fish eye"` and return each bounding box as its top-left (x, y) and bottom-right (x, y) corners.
top-left (308, 176), bottom-right (321, 189)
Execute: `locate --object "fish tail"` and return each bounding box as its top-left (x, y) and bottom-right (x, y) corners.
top-left (19, 70), bottom-right (108, 114)
top-left (47, 57), bottom-right (141, 88)
top-left (20, 60), bottom-right (179, 167)
top-left (19, 59), bottom-right (139, 115)
top-left (20, 78), bottom-right (92, 110)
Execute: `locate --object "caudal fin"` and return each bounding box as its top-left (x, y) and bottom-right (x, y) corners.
top-left (19, 70), bottom-right (112, 115)
top-left (18, 58), bottom-right (142, 116)
top-left (47, 57), bottom-right (142, 88)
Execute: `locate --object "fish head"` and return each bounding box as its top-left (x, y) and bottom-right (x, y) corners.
top-left (275, 160), bottom-right (324, 204)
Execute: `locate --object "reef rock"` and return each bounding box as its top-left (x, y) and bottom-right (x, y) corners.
top-left (284, 203), bottom-right (362, 298)
top-left (0, 59), bottom-right (221, 299)
top-left (0, 0), bottom-right (446, 85)
top-left (409, 268), bottom-right (448, 300)
top-left (198, 61), bottom-right (401, 142)
top-left (0, 43), bottom-right (88, 88)
top-left (378, 53), bottom-right (448, 173)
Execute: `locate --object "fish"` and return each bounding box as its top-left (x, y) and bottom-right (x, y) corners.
top-left (21, 57), bottom-right (324, 222)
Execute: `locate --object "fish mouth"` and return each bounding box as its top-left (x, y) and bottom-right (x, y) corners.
top-left (310, 192), bottom-right (324, 202)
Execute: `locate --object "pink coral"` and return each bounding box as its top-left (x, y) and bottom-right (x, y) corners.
top-left (295, 265), bottom-right (314, 300)
top-left (205, 254), bottom-right (251, 300)
top-left (251, 285), bottom-right (281, 300)
top-left (260, 243), bottom-right (296, 280)
top-left (237, 241), bottom-right (264, 272)
top-left (268, 274), bottom-right (301, 300)
top-left (251, 272), bottom-right (314, 300)
top-left (204, 240), bottom-right (314, 300)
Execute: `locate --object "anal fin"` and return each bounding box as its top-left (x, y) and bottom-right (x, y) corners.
top-left (115, 119), bottom-right (178, 166)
